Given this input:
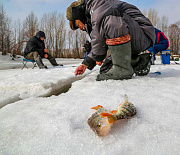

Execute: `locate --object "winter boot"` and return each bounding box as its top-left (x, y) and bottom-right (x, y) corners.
top-left (35, 56), bottom-right (48, 69)
top-left (96, 41), bottom-right (134, 81)
top-left (49, 58), bottom-right (63, 66)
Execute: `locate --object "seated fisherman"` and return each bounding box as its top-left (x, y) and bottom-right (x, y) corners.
top-left (24, 31), bottom-right (63, 69)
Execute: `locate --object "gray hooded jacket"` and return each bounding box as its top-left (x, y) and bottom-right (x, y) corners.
top-left (82, 0), bottom-right (155, 69)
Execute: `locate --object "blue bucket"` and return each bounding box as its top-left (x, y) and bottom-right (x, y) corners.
top-left (161, 50), bottom-right (170, 64)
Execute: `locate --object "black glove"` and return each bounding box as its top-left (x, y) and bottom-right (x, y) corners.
top-left (100, 58), bottom-right (113, 74)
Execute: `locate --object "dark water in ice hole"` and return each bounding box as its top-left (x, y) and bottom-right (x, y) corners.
top-left (45, 83), bottom-right (72, 97)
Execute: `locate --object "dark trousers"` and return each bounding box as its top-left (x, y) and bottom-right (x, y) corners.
top-left (148, 43), bottom-right (168, 60)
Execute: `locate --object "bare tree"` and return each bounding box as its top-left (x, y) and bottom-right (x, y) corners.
top-left (74, 30), bottom-right (80, 58)
top-left (159, 16), bottom-right (169, 37)
top-left (23, 11), bottom-right (39, 40)
top-left (66, 27), bottom-right (89, 58)
top-left (0, 5), bottom-right (12, 55)
top-left (5, 18), bottom-right (12, 54)
top-left (67, 29), bottom-right (74, 50)
top-left (142, 9), bottom-right (147, 17)
top-left (143, 8), bottom-right (169, 33)
top-left (17, 19), bottom-right (25, 55)
top-left (10, 19), bottom-right (25, 56)
top-left (0, 5), bottom-right (6, 54)
top-left (147, 8), bottom-right (160, 28)
top-left (40, 12), bottom-right (66, 58)
top-left (168, 22), bottom-right (180, 54)
top-left (55, 13), bottom-right (66, 57)
top-left (78, 30), bottom-right (88, 58)
top-left (40, 13), bottom-right (51, 50)
top-left (66, 29), bottom-right (74, 57)
top-left (12, 21), bottom-right (17, 47)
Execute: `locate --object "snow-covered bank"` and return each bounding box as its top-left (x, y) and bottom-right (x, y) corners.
top-left (0, 52), bottom-right (88, 108)
top-left (0, 66), bottom-right (95, 108)
top-left (0, 53), bottom-right (180, 155)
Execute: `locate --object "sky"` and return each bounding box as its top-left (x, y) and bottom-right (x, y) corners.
top-left (1, 0), bottom-right (180, 25)
top-left (0, 53), bottom-right (180, 154)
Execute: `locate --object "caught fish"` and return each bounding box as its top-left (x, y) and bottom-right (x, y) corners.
top-left (87, 94), bottom-right (136, 137)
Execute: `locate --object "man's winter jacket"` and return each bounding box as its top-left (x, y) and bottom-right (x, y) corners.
top-left (82, 0), bottom-right (155, 70)
top-left (148, 28), bottom-right (169, 53)
top-left (24, 31), bottom-right (46, 58)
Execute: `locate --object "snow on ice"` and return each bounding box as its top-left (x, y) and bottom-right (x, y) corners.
top-left (0, 53), bottom-right (180, 155)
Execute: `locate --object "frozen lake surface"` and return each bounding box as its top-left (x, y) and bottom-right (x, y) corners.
top-left (0, 53), bottom-right (180, 155)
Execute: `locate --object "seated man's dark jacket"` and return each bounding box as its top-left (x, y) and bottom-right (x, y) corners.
top-left (24, 32), bottom-right (45, 58)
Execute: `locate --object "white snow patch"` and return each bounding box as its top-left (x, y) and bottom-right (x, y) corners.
top-left (0, 53), bottom-right (180, 155)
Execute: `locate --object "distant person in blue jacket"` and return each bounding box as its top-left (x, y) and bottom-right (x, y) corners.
top-left (148, 28), bottom-right (169, 61)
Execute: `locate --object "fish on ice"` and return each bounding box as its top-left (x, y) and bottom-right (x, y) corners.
top-left (87, 94), bottom-right (136, 137)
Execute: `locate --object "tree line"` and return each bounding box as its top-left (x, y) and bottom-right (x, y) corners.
top-left (0, 5), bottom-right (180, 58)
top-left (0, 5), bottom-right (88, 58)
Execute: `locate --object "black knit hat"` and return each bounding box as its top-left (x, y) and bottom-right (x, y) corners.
top-left (35, 31), bottom-right (46, 39)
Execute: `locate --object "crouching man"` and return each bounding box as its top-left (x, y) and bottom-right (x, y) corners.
top-left (66, 0), bottom-right (155, 80)
top-left (24, 31), bottom-right (63, 69)
top-left (148, 28), bottom-right (169, 64)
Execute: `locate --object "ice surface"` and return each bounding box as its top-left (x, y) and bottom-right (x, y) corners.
top-left (0, 53), bottom-right (180, 155)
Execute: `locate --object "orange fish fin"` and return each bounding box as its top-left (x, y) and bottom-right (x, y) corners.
top-left (101, 113), bottom-right (112, 117)
top-left (91, 105), bottom-right (104, 110)
top-left (108, 118), bottom-right (116, 124)
top-left (110, 110), bottom-right (117, 114)
top-left (117, 103), bottom-right (122, 108)
top-left (118, 103), bottom-right (122, 106)
top-left (101, 113), bottom-right (117, 124)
